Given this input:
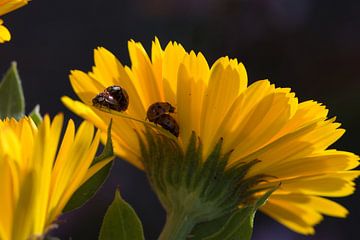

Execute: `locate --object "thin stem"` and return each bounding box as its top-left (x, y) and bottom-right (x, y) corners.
top-left (91, 105), bottom-right (178, 141)
top-left (158, 209), bottom-right (196, 240)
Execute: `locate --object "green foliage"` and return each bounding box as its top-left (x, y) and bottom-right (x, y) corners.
top-left (93, 120), bottom-right (114, 164)
top-left (29, 104), bottom-right (42, 126)
top-left (63, 121), bottom-right (114, 212)
top-left (0, 62), bottom-right (25, 120)
top-left (190, 186), bottom-right (278, 240)
top-left (99, 190), bottom-right (144, 240)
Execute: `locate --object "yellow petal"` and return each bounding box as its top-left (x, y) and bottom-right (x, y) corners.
top-left (260, 171), bottom-right (360, 197)
top-left (271, 100), bottom-right (329, 140)
top-left (162, 41), bottom-right (187, 104)
top-left (18, 118), bottom-right (36, 169)
top-left (269, 193), bottom-right (348, 218)
top-left (177, 51), bottom-right (209, 146)
top-left (12, 171), bottom-right (36, 240)
top-left (61, 96), bottom-right (107, 130)
top-left (227, 86), bottom-right (297, 163)
top-left (0, 157), bottom-right (15, 240)
top-left (176, 64), bottom-right (193, 145)
top-left (52, 120), bottom-right (94, 203)
top-left (151, 37), bottom-right (164, 92)
top-left (51, 119), bottom-right (75, 184)
top-left (93, 108), bottom-right (143, 167)
top-left (261, 197), bottom-right (323, 235)
top-left (89, 47), bottom-right (146, 118)
top-left (0, 127), bottom-right (21, 164)
top-left (260, 151), bottom-right (359, 179)
top-left (61, 96), bottom-right (143, 168)
top-left (128, 40), bottom-right (162, 106)
top-left (81, 156), bottom-right (114, 185)
top-left (69, 70), bottom-right (104, 105)
top-left (0, 20), bottom-right (10, 43)
top-left (200, 57), bottom-right (244, 156)
top-left (0, 0), bottom-right (28, 16)
top-left (176, 51), bottom-right (210, 146)
top-left (31, 115), bottom-right (63, 233)
top-left (52, 122), bottom-right (98, 218)
top-left (249, 118), bottom-right (345, 176)
top-left (48, 119), bottom-right (76, 219)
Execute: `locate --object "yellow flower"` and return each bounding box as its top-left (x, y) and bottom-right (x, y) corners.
top-left (0, 19), bottom-right (10, 42)
top-left (62, 38), bottom-right (359, 235)
top-left (0, 0), bottom-right (28, 43)
top-left (0, 114), bottom-right (112, 240)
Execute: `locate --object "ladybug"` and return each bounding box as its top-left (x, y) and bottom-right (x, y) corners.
top-left (146, 102), bottom-right (175, 122)
top-left (154, 114), bottom-right (179, 137)
top-left (92, 85), bottom-right (129, 112)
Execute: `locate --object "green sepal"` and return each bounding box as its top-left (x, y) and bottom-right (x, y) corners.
top-left (93, 120), bottom-right (114, 164)
top-left (190, 186), bottom-right (279, 240)
top-left (138, 129), bottom-right (274, 239)
top-left (63, 121), bottom-right (114, 212)
top-left (0, 62), bottom-right (25, 120)
top-left (99, 189), bottom-right (144, 240)
top-left (29, 104), bottom-right (42, 126)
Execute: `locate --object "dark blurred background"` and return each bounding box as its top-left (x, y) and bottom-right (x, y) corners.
top-left (1, 0), bottom-right (359, 239)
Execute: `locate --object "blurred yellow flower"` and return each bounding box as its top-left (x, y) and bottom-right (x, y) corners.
top-left (0, 114), bottom-right (112, 240)
top-left (62, 38), bottom-right (359, 235)
top-left (0, 19), bottom-right (10, 42)
top-left (0, 0), bottom-right (28, 43)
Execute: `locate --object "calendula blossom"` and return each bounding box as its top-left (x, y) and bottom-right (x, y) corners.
top-left (62, 38), bottom-right (359, 235)
top-left (0, 0), bottom-right (28, 43)
top-left (0, 114), bottom-right (113, 240)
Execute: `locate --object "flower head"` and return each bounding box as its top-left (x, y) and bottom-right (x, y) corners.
top-left (0, 0), bottom-right (28, 43)
top-left (0, 114), bottom-right (112, 240)
top-left (62, 38), bottom-right (359, 235)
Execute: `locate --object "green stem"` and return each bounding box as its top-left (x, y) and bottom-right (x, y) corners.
top-left (158, 209), bottom-right (196, 240)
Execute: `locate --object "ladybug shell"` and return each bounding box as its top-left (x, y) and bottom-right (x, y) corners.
top-left (106, 86), bottom-right (129, 111)
top-left (154, 114), bottom-right (179, 137)
top-left (147, 102), bottom-right (175, 122)
top-left (92, 85), bottom-right (129, 112)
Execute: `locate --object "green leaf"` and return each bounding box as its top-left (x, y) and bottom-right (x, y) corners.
top-left (190, 207), bottom-right (254, 240)
top-left (99, 190), bottom-right (144, 240)
top-left (93, 119), bottom-right (113, 165)
top-left (63, 160), bottom-right (113, 212)
top-left (63, 122), bottom-right (114, 212)
top-left (254, 185), bottom-right (278, 209)
top-left (29, 104), bottom-right (42, 126)
top-left (190, 186), bottom-right (279, 240)
top-left (0, 62), bottom-right (25, 120)
top-left (232, 209), bottom-right (254, 240)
